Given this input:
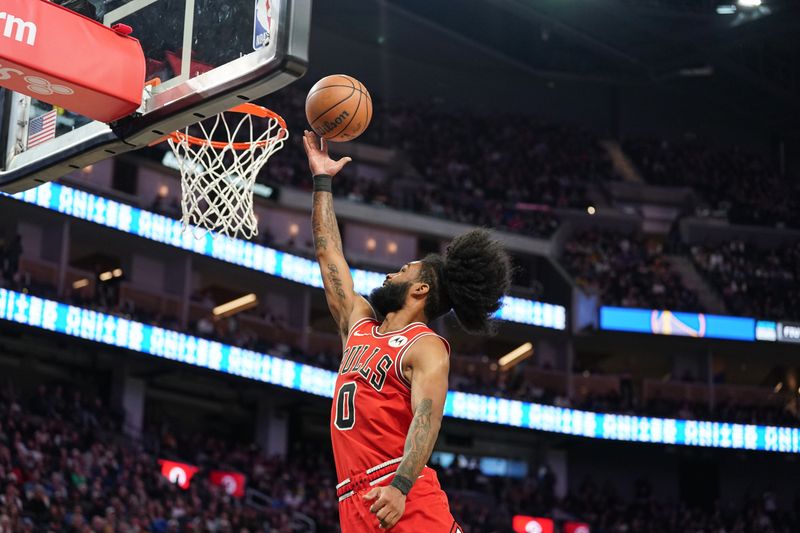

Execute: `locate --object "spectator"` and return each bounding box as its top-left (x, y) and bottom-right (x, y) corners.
top-left (692, 240), bottom-right (800, 321)
top-left (624, 138), bottom-right (800, 230)
top-left (1, 235), bottom-right (22, 284)
top-left (6, 257), bottom-right (797, 428)
top-left (253, 88), bottom-right (618, 239)
top-left (3, 380), bottom-right (800, 532)
top-left (562, 230), bottom-right (702, 311)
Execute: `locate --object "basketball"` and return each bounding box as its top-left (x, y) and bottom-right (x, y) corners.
top-left (305, 75), bottom-right (372, 142)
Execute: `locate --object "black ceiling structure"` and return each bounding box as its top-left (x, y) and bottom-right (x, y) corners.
top-left (58, 0), bottom-right (800, 136)
top-left (378, 0), bottom-right (799, 131)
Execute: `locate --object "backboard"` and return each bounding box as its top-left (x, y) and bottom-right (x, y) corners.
top-left (0, 0), bottom-right (310, 193)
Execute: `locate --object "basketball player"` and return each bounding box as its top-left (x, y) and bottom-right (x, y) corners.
top-left (303, 130), bottom-right (511, 532)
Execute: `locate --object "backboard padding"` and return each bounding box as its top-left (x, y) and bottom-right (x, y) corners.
top-left (0, 0), bottom-right (310, 193)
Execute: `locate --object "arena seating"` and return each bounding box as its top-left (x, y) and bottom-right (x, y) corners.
top-left (561, 230), bottom-right (703, 312)
top-left (691, 240), bottom-right (800, 321)
top-left (137, 88), bottom-right (800, 243)
top-left (623, 138), bottom-right (800, 229)
top-left (2, 254), bottom-right (796, 430)
top-left (443, 464), bottom-right (799, 533)
top-left (262, 89), bottom-right (800, 239)
top-left (0, 382), bottom-right (339, 532)
top-left (2, 382), bottom-right (798, 532)
top-left (255, 89), bottom-right (616, 239)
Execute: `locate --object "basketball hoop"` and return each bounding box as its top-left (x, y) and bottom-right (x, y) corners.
top-left (166, 103), bottom-right (288, 239)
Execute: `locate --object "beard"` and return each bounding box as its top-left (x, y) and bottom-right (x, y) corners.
top-left (369, 281), bottom-right (411, 317)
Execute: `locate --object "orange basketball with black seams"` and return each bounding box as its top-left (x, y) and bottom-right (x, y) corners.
top-left (305, 75), bottom-right (372, 142)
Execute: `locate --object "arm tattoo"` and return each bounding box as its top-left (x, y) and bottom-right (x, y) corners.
top-left (313, 191), bottom-right (351, 335)
top-left (312, 192), bottom-right (343, 254)
top-left (395, 398), bottom-right (437, 489)
top-left (327, 263), bottom-right (346, 301)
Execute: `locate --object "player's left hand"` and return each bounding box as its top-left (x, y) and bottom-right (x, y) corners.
top-left (363, 485), bottom-right (406, 529)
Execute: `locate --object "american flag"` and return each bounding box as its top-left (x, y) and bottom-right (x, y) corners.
top-left (27, 109), bottom-right (58, 149)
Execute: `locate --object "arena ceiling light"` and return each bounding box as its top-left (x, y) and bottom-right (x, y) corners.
top-left (498, 343), bottom-right (534, 371)
top-left (72, 278), bottom-right (90, 289)
top-left (716, 4), bottom-right (737, 14)
top-left (738, 0), bottom-right (761, 7)
top-left (98, 269), bottom-right (123, 282)
top-left (213, 293), bottom-right (258, 318)
top-left (679, 66), bottom-right (714, 77)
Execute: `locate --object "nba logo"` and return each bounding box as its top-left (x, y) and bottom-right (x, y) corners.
top-left (253, 0), bottom-right (272, 50)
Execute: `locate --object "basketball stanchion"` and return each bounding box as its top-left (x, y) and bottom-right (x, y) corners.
top-left (163, 103), bottom-right (288, 239)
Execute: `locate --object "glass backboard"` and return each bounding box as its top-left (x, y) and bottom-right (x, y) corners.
top-left (0, 0), bottom-right (310, 193)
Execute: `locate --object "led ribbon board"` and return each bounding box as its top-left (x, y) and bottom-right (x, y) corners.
top-left (755, 320), bottom-right (800, 344)
top-left (7, 183), bottom-right (566, 330)
top-left (600, 307), bottom-right (756, 342)
top-left (1, 288), bottom-right (799, 454)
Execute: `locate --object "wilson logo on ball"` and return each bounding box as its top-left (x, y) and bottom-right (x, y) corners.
top-left (316, 110), bottom-right (350, 136)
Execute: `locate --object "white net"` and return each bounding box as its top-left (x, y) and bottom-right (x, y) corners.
top-left (167, 106), bottom-right (287, 239)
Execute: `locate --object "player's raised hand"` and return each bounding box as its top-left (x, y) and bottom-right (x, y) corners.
top-left (363, 485), bottom-right (406, 529)
top-left (302, 130), bottom-right (352, 177)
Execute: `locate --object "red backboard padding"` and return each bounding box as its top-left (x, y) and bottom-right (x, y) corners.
top-left (0, 0), bottom-right (145, 123)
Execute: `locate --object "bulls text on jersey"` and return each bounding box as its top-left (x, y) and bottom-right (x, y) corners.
top-left (339, 344), bottom-right (394, 391)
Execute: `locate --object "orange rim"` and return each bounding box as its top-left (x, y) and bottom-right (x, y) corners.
top-left (166, 103), bottom-right (288, 150)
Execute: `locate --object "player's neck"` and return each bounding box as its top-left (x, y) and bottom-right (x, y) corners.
top-left (377, 309), bottom-right (426, 335)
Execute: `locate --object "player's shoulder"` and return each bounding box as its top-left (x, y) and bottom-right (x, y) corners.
top-left (402, 334), bottom-right (450, 375)
top-left (403, 330), bottom-right (451, 365)
top-left (345, 315), bottom-right (379, 339)
top-left (344, 297), bottom-right (377, 337)
top-left (407, 333), bottom-right (450, 354)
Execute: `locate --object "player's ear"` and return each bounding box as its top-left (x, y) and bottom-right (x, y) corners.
top-left (413, 282), bottom-right (430, 297)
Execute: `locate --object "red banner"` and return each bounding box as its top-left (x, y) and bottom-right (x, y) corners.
top-left (0, 0), bottom-right (144, 122)
top-left (564, 522), bottom-right (591, 533)
top-left (158, 459), bottom-right (198, 490)
top-left (209, 470), bottom-right (247, 499)
top-left (512, 515), bottom-right (554, 533)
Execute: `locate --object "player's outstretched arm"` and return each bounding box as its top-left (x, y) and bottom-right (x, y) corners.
top-left (364, 336), bottom-right (449, 529)
top-left (303, 131), bottom-right (374, 339)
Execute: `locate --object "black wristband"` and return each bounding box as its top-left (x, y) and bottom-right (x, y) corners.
top-left (313, 174), bottom-right (332, 192)
top-left (390, 474), bottom-right (413, 496)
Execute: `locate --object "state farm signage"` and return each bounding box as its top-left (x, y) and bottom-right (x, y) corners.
top-left (0, 63), bottom-right (74, 97)
top-left (0, 11), bottom-right (37, 46)
top-left (0, 0), bottom-right (144, 122)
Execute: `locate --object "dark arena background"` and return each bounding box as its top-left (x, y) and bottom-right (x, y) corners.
top-left (2, 0), bottom-right (800, 532)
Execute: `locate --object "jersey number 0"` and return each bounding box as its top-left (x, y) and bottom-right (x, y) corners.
top-left (334, 382), bottom-right (357, 430)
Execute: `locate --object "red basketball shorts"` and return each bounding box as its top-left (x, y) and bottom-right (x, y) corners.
top-left (337, 464), bottom-right (462, 533)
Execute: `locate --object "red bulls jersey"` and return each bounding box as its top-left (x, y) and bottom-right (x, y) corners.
top-left (330, 317), bottom-right (450, 482)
